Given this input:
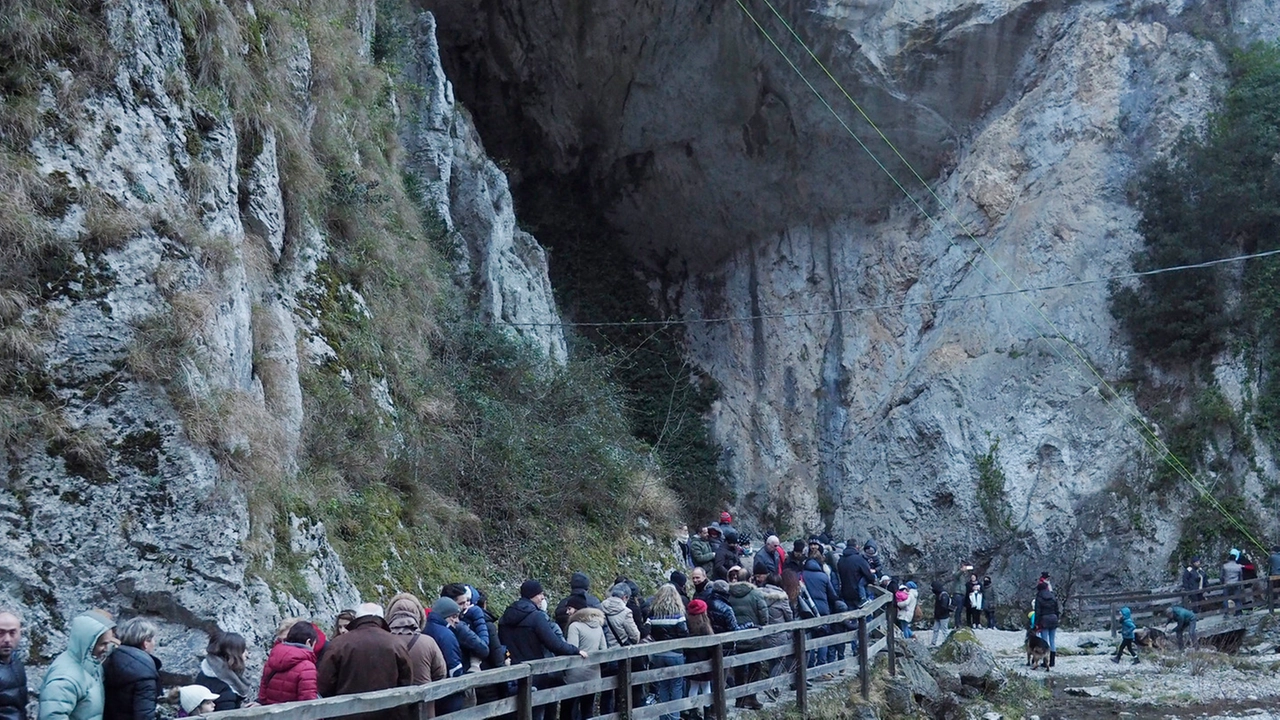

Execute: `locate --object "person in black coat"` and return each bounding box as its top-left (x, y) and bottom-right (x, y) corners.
top-left (0, 612), bottom-right (27, 720)
top-left (104, 619), bottom-right (162, 720)
top-left (553, 573), bottom-right (603, 631)
top-left (1033, 582), bottom-right (1061, 668)
top-left (837, 542), bottom-right (876, 608)
top-left (712, 531), bottom-right (743, 581)
top-left (499, 581), bottom-right (586, 720)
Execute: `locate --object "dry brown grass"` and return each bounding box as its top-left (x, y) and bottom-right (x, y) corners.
top-left (82, 190), bottom-right (149, 253)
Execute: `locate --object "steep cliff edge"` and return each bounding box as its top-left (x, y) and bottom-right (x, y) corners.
top-left (0, 0), bottom-right (669, 674)
top-left (429, 0), bottom-right (1280, 594)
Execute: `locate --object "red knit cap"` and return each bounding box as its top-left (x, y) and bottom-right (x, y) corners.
top-left (687, 599), bottom-right (708, 615)
top-left (719, 511), bottom-right (732, 524)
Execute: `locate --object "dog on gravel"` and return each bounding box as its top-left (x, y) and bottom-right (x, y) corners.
top-left (1135, 627), bottom-right (1168, 650)
top-left (1026, 629), bottom-right (1050, 670)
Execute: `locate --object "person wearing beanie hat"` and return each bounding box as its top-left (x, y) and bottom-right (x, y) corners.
top-left (554, 572), bottom-right (602, 632)
top-left (684, 599), bottom-right (715, 716)
top-left (177, 685), bottom-right (219, 717)
top-left (836, 539), bottom-right (875, 609)
top-left (423, 598), bottom-right (465, 714)
top-left (500, 581), bottom-right (586, 720)
top-left (317, 602), bottom-right (411, 718)
top-left (670, 571), bottom-right (691, 606)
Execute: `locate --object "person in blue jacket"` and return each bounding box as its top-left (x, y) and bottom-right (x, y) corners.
top-left (1111, 607), bottom-right (1139, 665)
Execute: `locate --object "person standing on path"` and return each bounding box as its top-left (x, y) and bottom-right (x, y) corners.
top-left (981, 576), bottom-right (997, 629)
top-left (1032, 582), bottom-right (1060, 668)
top-left (0, 612), bottom-right (27, 720)
top-left (930, 582), bottom-right (952, 646)
top-left (316, 603), bottom-right (412, 720)
top-left (1182, 557), bottom-right (1207, 612)
top-left (102, 618), bottom-right (161, 720)
top-left (38, 611), bottom-right (118, 720)
top-left (1222, 551), bottom-right (1244, 616)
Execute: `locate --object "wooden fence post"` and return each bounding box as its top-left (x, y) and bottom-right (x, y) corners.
top-left (886, 603), bottom-right (897, 678)
top-left (711, 644), bottom-right (727, 720)
top-left (1269, 575), bottom-right (1276, 615)
top-left (1108, 603), bottom-right (1116, 638)
top-left (857, 616), bottom-right (870, 700)
top-left (517, 676), bottom-right (533, 720)
top-left (618, 659), bottom-right (633, 720)
top-left (413, 700), bottom-right (430, 720)
top-left (792, 629), bottom-right (807, 716)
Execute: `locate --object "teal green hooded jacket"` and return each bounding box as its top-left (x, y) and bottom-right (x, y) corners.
top-left (1168, 606), bottom-right (1195, 624)
top-left (1119, 607), bottom-right (1136, 640)
top-left (38, 613), bottom-right (116, 720)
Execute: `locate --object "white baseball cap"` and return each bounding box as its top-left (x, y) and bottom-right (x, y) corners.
top-left (179, 685), bottom-right (220, 714)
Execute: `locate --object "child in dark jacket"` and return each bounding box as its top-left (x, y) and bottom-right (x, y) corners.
top-left (1111, 607), bottom-right (1139, 664)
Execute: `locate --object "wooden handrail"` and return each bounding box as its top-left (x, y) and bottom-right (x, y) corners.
top-left (207, 591), bottom-right (897, 720)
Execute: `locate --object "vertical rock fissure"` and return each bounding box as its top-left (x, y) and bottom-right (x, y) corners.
top-left (817, 226), bottom-right (849, 529)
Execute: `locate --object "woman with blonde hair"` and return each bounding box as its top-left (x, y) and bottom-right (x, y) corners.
top-left (645, 584), bottom-right (688, 720)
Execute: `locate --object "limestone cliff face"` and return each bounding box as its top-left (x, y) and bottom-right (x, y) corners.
top-left (0, 0), bottom-right (562, 673)
top-left (430, 0), bottom-right (1280, 594)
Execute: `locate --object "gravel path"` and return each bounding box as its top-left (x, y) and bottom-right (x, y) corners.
top-left (957, 627), bottom-right (1280, 708)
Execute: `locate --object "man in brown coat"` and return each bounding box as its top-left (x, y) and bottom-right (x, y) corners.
top-left (317, 603), bottom-right (412, 719)
top-left (386, 593), bottom-right (448, 685)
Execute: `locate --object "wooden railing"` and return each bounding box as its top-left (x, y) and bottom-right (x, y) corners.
top-left (208, 591), bottom-right (898, 720)
top-left (1069, 576), bottom-right (1280, 636)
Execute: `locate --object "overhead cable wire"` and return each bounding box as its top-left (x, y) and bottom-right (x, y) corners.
top-left (732, 0), bottom-right (1269, 552)
top-left (501, 247), bottom-right (1280, 328)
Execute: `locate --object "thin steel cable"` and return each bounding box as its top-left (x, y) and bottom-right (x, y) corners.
top-left (728, 0), bottom-right (1268, 551)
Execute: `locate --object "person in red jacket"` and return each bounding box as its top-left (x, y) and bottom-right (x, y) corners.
top-left (258, 622), bottom-right (319, 705)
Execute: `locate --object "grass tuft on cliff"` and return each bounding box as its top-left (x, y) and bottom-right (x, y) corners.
top-left (0, 0), bottom-right (681, 610)
top-left (1110, 41), bottom-right (1280, 562)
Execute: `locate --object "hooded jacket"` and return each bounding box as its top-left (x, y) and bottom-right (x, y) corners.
top-left (102, 644), bottom-right (160, 720)
top-left (1033, 588), bottom-right (1060, 630)
top-left (931, 582), bottom-right (951, 621)
top-left (257, 642), bottom-right (317, 705)
top-left (724, 582), bottom-right (769, 628)
top-left (498, 599), bottom-right (579, 665)
top-left (564, 609), bottom-right (608, 685)
top-left (837, 546), bottom-right (876, 607)
top-left (862, 539), bottom-right (882, 576)
top-left (758, 585), bottom-right (793, 648)
top-left (600, 597), bottom-right (641, 648)
top-left (705, 583), bottom-right (747, 634)
top-left (316, 614), bottom-right (412, 720)
top-left (386, 594), bottom-right (447, 685)
top-left (1118, 607), bottom-right (1135, 639)
top-left (38, 613), bottom-right (116, 720)
top-left (0, 652), bottom-right (27, 720)
top-left (802, 559), bottom-right (840, 616)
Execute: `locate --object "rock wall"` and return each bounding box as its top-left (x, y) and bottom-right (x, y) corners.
top-left (0, 0), bottom-right (564, 675)
top-left (428, 0), bottom-right (1280, 596)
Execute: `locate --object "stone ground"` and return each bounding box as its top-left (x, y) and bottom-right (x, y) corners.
top-left (959, 627), bottom-right (1280, 718)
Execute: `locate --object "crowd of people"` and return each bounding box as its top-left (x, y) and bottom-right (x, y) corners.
top-left (4, 516), bottom-right (1278, 720)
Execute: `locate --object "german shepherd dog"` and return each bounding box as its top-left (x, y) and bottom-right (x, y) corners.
top-left (1026, 629), bottom-right (1051, 670)
top-left (1135, 627), bottom-right (1168, 650)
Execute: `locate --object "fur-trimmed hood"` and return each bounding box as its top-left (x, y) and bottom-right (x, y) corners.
top-left (568, 607), bottom-right (605, 629)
